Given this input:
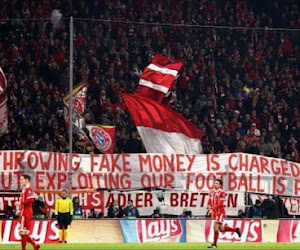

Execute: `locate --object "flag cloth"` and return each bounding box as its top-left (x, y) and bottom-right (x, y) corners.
top-left (0, 92), bottom-right (8, 136)
top-left (86, 124), bottom-right (115, 154)
top-left (0, 66), bottom-right (7, 95)
top-left (136, 54), bottom-right (183, 103)
top-left (63, 82), bottom-right (89, 141)
top-left (0, 66), bottom-right (8, 137)
top-left (122, 93), bottom-right (203, 154)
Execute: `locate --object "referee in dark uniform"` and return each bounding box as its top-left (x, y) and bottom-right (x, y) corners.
top-left (55, 190), bottom-right (73, 243)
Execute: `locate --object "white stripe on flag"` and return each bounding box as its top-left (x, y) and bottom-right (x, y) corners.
top-left (139, 79), bottom-right (169, 94)
top-left (137, 126), bottom-right (202, 154)
top-left (147, 64), bottom-right (178, 76)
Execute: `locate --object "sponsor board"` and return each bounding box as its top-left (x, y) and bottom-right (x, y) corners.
top-left (1, 220), bottom-right (58, 244)
top-left (1, 219), bottom-right (300, 244)
top-left (205, 219), bottom-right (262, 243)
top-left (120, 219), bottom-right (186, 243)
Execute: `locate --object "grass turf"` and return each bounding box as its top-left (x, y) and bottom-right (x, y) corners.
top-left (0, 243), bottom-right (300, 250)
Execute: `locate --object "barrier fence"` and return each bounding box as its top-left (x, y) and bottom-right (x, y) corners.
top-left (1, 219), bottom-right (300, 244)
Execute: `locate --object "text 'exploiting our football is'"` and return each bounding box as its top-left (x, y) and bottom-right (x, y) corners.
top-left (0, 150), bottom-right (300, 197)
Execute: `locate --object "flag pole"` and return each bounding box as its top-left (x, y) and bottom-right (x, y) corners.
top-left (68, 16), bottom-right (74, 198)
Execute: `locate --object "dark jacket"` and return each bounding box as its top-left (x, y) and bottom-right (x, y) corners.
top-left (123, 206), bottom-right (139, 218)
top-left (108, 206), bottom-right (123, 218)
top-left (249, 205), bottom-right (265, 218)
top-left (262, 198), bottom-right (279, 219)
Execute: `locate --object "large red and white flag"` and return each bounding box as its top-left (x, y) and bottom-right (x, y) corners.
top-left (86, 124), bottom-right (115, 154)
top-left (122, 93), bottom-right (203, 154)
top-left (136, 54), bottom-right (183, 103)
top-left (0, 66), bottom-right (8, 137)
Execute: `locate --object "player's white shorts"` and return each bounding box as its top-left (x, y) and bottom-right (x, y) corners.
top-left (214, 213), bottom-right (225, 224)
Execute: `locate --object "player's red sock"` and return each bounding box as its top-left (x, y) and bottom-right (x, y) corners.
top-left (224, 225), bottom-right (236, 232)
top-left (27, 235), bottom-right (36, 247)
top-left (21, 235), bottom-right (27, 250)
top-left (213, 230), bottom-right (219, 245)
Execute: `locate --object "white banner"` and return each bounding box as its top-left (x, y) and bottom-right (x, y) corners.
top-left (0, 190), bottom-right (244, 217)
top-left (0, 151), bottom-right (300, 197)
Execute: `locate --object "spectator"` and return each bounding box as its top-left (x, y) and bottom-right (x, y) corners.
top-left (88, 208), bottom-right (98, 219)
top-left (237, 209), bottom-right (246, 219)
top-left (262, 195), bottom-right (279, 219)
top-left (107, 201), bottom-right (123, 218)
top-left (258, 136), bottom-right (270, 155)
top-left (123, 199), bottom-right (139, 219)
top-left (4, 206), bottom-right (16, 220)
top-left (72, 197), bottom-right (83, 218)
top-left (274, 196), bottom-right (289, 218)
top-left (97, 211), bottom-right (104, 219)
top-left (249, 200), bottom-right (265, 218)
top-left (151, 207), bottom-right (163, 218)
top-left (33, 196), bottom-right (47, 219)
top-left (179, 208), bottom-right (194, 219)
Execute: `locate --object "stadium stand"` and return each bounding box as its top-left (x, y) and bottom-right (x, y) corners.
top-left (0, 0), bottom-right (299, 163)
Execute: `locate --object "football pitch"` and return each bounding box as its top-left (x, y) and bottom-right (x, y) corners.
top-left (0, 243), bottom-right (300, 250)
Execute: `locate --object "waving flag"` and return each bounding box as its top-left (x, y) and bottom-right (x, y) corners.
top-left (0, 67), bottom-right (8, 137)
top-left (136, 54), bottom-right (183, 103)
top-left (64, 82), bottom-right (89, 141)
top-left (0, 66), bottom-right (7, 95)
top-left (86, 125), bottom-right (115, 154)
top-left (0, 92), bottom-right (8, 136)
top-left (122, 94), bottom-right (203, 154)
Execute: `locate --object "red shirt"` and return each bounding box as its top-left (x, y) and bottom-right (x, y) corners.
top-left (20, 185), bottom-right (35, 217)
top-left (208, 188), bottom-right (226, 214)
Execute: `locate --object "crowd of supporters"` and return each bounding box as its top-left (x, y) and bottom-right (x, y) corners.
top-left (0, 0), bottom-right (299, 163)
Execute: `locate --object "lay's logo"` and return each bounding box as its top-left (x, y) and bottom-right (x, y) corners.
top-left (137, 219), bottom-right (182, 243)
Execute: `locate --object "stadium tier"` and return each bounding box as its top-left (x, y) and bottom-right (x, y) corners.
top-left (0, 0), bottom-right (300, 248)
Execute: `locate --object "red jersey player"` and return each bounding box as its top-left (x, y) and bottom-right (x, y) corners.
top-left (207, 179), bottom-right (241, 248)
top-left (14, 174), bottom-right (40, 250)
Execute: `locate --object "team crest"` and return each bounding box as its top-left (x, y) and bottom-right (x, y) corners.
top-left (90, 127), bottom-right (112, 151)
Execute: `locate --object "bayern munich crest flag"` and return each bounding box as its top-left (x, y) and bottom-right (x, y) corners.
top-left (86, 124), bottom-right (115, 154)
top-left (122, 93), bottom-right (203, 154)
top-left (136, 54), bottom-right (183, 103)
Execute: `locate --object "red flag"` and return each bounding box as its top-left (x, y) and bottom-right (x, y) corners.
top-left (0, 92), bottom-right (8, 136)
top-left (136, 54), bottom-right (183, 103)
top-left (122, 93), bottom-right (203, 154)
top-left (86, 125), bottom-right (115, 154)
top-left (0, 66), bottom-right (7, 95)
top-left (0, 66), bottom-right (8, 137)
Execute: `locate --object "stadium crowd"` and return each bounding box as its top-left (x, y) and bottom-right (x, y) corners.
top-left (0, 0), bottom-right (299, 163)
